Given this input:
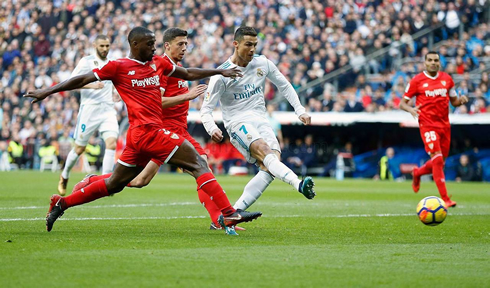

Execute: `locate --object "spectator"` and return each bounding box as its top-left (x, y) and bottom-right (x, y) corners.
top-left (455, 154), bottom-right (475, 182)
top-left (376, 147), bottom-right (395, 180)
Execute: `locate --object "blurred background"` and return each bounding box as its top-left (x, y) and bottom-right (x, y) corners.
top-left (0, 0), bottom-right (489, 182)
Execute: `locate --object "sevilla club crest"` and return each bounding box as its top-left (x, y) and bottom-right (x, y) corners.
top-left (441, 81), bottom-right (446, 86)
top-left (150, 64), bottom-right (156, 71)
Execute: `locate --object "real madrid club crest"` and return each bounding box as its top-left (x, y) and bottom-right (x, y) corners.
top-left (441, 81), bottom-right (446, 86)
top-left (94, 61), bottom-right (99, 66)
top-left (257, 68), bottom-right (264, 77)
top-left (150, 63), bottom-right (156, 71)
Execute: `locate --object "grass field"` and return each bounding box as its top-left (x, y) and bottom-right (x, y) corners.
top-left (1, 171), bottom-right (489, 287)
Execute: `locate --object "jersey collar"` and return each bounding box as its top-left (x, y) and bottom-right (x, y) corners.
top-left (423, 71), bottom-right (439, 80)
top-left (163, 54), bottom-right (178, 66)
top-left (126, 57), bottom-right (147, 65)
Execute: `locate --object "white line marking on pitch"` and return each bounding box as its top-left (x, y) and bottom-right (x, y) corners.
top-left (1, 213), bottom-right (489, 222)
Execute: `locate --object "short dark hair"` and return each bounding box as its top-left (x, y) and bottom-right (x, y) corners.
top-left (425, 51), bottom-right (439, 60)
top-left (234, 26), bottom-right (258, 42)
top-left (128, 26), bottom-right (153, 43)
top-left (163, 28), bottom-right (188, 43)
top-left (95, 35), bottom-right (110, 41)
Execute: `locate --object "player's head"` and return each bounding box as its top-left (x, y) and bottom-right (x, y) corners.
top-left (424, 51), bottom-right (440, 73)
top-left (94, 35), bottom-right (110, 60)
top-left (128, 26), bottom-right (156, 62)
top-left (162, 28), bottom-right (188, 62)
top-left (233, 26), bottom-right (258, 64)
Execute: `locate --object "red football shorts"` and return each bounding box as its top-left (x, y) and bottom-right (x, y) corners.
top-left (118, 125), bottom-right (185, 167)
top-left (164, 124), bottom-right (206, 156)
top-left (419, 126), bottom-right (451, 157)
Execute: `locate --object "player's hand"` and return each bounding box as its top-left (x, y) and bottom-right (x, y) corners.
top-left (459, 95), bottom-right (469, 105)
top-left (23, 90), bottom-right (50, 104)
top-left (299, 113), bottom-right (311, 125)
top-left (410, 105), bottom-right (421, 119)
top-left (221, 67), bottom-right (243, 79)
top-left (186, 84), bottom-right (208, 101)
top-left (211, 129), bottom-right (223, 143)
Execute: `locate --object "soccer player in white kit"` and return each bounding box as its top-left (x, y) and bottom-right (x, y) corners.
top-left (58, 35), bottom-right (119, 195)
top-left (201, 26), bottom-right (316, 218)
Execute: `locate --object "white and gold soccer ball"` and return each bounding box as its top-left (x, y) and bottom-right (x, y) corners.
top-left (416, 196), bottom-right (448, 226)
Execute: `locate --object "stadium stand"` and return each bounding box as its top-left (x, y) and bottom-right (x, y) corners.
top-left (0, 0), bottom-right (489, 178)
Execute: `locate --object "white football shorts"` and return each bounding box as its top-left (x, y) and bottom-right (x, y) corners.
top-left (227, 119), bottom-right (280, 164)
top-left (74, 103), bottom-right (119, 146)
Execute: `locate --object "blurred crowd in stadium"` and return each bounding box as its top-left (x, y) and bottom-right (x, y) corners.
top-left (0, 0), bottom-right (489, 175)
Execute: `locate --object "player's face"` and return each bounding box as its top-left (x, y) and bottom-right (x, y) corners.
top-left (424, 54), bottom-right (440, 73)
top-left (95, 39), bottom-right (110, 60)
top-left (165, 36), bottom-right (188, 62)
top-left (235, 35), bottom-right (258, 63)
top-left (136, 33), bottom-right (157, 62)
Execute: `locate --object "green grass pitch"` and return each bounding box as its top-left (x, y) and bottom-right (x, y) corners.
top-left (1, 171), bottom-right (489, 287)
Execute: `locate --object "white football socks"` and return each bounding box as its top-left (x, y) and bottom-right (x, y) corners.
top-left (263, 153), bottom-right (301, 191)
top-left (102, 149), bottom-right (116, 174)
top-left (61, 149), bottom-right (80, 179)
top-left (234, 170), bottom-right (274, 210)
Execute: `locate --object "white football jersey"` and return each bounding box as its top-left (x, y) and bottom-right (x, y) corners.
top-left (71, 54), bottom-right (114, 105)
top-left (201, 55), bottom-right (305, 134)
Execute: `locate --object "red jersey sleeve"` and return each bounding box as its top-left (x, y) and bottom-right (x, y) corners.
top-left (154, 55), bottom-right (176, 77)
top-left (93, 60), bottom-right (118, 81)
top-left (403, 76), bottom-right (419, 100)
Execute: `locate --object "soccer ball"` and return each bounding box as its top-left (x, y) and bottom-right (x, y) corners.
top-left (416, 196), bottom-right (448, 226)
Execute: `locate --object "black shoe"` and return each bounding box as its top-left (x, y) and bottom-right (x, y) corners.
top-left (46, 194), bottom-right (65, 232)
top-left (219, 209), bottom-right (262, 227)
top-left (299, 176), bottom-right (316, 199)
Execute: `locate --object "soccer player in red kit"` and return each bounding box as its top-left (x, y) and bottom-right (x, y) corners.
top-left (24, 27), bottom-right (262, 232)
top-left (76, 28), bottom-right (242, 233)
top-left (400, 51), bottom-right (468, 208)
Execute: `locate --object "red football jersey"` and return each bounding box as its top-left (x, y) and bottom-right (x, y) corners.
top-left (160, 54), bottom-right (190, 128)
top-left (403, 71), bottom-right (456, 128)
top-left (93, 57), bottom-right (174, 128)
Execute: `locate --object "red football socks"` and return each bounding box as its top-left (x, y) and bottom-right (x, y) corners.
top-left (196, 172), bottom-right (235, 216)
top-left (416, 159), bottom-right (433, 177)
top-left (64, 179), bottom-right (110, 208)
top-left (88, 173), bottom-right (132, 187)
top-left (197, 188), bottom-right (222, 225)
top-left (431, 155), bottom-right (449, 201)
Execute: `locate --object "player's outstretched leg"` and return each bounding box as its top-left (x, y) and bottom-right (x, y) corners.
top-left (46, 164), bottom-right (141, 231)
top-left (262, 153), bottom-right (316, 199)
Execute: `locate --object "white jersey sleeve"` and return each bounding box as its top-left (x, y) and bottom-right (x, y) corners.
top-left (266, 59), bottom-right (306, 117)
top-left (71, 57), bottom-right (91, 77)
top-left (200, 75), bottom-right (225, 136)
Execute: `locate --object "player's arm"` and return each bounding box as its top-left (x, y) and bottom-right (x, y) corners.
top-left (266, 59), bottom-right (310, 125)
top-left (200, 76), bottom-right (224, 142)
top-left (70, 57), bottom-right (104, 90)
top-left (400, 79), bottom-right (421, 119)
top-left (81, 82), bottom-right (104, 90)
top-left (449, 88), bottom-right (469, 107)
top-left (24, 72), bottom-right (98, 103)
top-left (171, 66), bottom-right (243, 81)
top-left (161, 84), bottom-right (208, 109)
